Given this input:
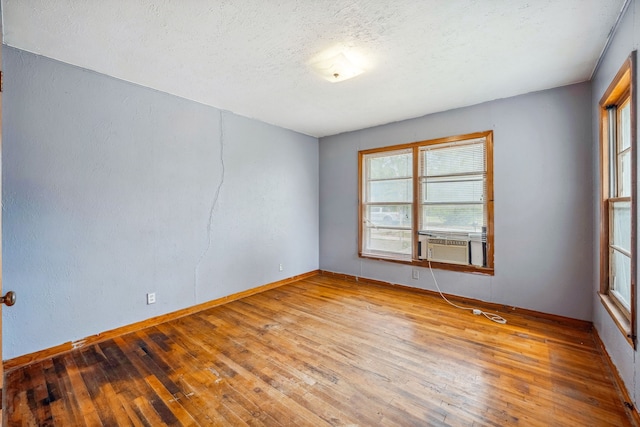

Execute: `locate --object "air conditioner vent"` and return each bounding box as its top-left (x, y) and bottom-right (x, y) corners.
top-left (418, 236), bottom-right (470, 265)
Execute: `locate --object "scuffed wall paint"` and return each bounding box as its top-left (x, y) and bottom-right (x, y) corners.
top-left (2, 46), bottom-right (319, 359)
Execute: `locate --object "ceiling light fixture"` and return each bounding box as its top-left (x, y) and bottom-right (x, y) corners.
top-left (310, 49), bottom-right (366, 83)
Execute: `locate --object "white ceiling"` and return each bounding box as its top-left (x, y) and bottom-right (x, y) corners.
top-left (2, 0), bottom-right (626, 137)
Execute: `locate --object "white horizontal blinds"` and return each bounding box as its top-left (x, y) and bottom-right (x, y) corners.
top-left (419, 138), bottom-right (487, 235)
top-left (362, 148), bottom-right (413, 259)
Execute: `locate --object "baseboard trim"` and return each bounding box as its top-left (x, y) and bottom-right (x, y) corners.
top-left (4, 270), bottom-right (320, 372)
top-left (320, 270), bottom-right (592, 330)
top-left (592, 328), bottom-right (640, 426)
top-left (321, 270), bottom-right (640, 420)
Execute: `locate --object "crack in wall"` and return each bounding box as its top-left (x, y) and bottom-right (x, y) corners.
top-left (194, 110), bottom-right (226, 303)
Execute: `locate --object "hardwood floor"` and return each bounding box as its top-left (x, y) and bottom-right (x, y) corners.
top-left (5, 274), bottom-right (635, 426)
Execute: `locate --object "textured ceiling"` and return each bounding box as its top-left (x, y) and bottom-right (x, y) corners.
top-left (2, 0), bottom-right (626, 137)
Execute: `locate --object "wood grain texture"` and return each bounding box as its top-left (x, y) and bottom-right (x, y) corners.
top-left (593, 327), bottom-right (640, 426)
top-left (3, 270), bottom-right (320, 372)
top-left (6, 274), bottom-right (636, 426)
top-left (320, 270), bottom-right (593, 331)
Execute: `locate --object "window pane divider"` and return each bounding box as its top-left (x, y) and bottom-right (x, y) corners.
top-left (609, 196), bottom-right (631, 203)
top-left (368, 177), bottom-right (412, 182)
top-left (365, 202), bottom-right (412, 206)
top-left (610, 244), bottom-right (632, 258)
top-left (421, 201), bottom-right (485, 206)
top-left (365, 227), bottom-right (412, 231)
top-left (422, 171), bottom-right (486, 179)
top-left (412, 146), bottom-right (420, 259)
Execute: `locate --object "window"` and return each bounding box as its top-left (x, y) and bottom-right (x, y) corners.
top-left (359, 131), bottom-right (494, 274)
top-left (360, 148), bottom-right (414, 261)
top-left (599, 52), bottom-right (636, 346)
top-left (419, 139), bottom-right (487, 235)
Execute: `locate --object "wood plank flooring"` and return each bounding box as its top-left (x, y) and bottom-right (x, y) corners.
top-left (5, 274), bottom-right (635, 426)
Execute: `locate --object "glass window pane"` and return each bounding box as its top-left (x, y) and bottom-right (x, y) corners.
top-left (422, 176), bottom-right (485, 203)
top-left (423, 141), bottom-right (485, 176)
top-left (421, 204), bottom-right (485, 233)
top-left (363, 149), bottom-right (413, 259)
top-left (366, 205), bottom-right (412, 227)
top-left (619, 102), bottom-right (631, 152)
top-left (619, 150), bottom-right (631, 197)
top-left (368, 179), bottom-right (412, 203)
top-left (365, 228), bottom-right (412, 255)
top-left (610, 249), bottom-right (631, 312)
top-left (368, 152), bottom-right (412, 179)
top-left (611, 201), bottom-right (631, 252)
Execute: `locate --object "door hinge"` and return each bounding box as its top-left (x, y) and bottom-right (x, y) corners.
top-left (1, 70), bottom-right (3, 92)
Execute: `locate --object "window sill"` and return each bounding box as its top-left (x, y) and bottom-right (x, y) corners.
top-left (359, 253), bottom-right (494, 276)
top-left (599, 293), bottom-right (635, 348)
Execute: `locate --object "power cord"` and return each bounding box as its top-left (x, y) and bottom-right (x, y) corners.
top-left (428, 261), bottom-right (507, 324)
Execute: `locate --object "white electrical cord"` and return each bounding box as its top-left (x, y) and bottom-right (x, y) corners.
top-left (428, 261), bottom-right (507, 324)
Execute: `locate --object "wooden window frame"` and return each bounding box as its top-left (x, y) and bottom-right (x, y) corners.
top-left (358, 131), bottom-right (494, 275)
top-left (599, 51), bottom-right (637, 348)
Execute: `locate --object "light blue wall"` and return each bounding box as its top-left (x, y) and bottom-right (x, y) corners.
top-left (591, 0), bottom-right (640, 410)
top-left (2, 46), bottom-right (319, 359)
top-left (320, 82), bottom-right (593, 321)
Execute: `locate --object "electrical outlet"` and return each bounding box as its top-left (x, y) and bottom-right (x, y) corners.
top-left (147, 292), bottom-right (156, 305)
top-left (279, 263), bottom-right (283, 272)
top-left (412, 269), bottom-right (419, 280)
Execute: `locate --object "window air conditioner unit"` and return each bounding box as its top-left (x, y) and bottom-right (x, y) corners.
top-left (418, 235), bottom-right (470, 265)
